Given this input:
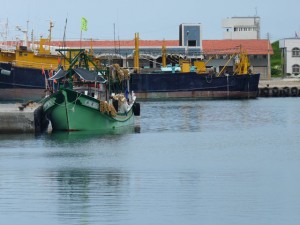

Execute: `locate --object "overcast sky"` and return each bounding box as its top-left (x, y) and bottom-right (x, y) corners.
top-left (1, 0), bottom-right (299, 43)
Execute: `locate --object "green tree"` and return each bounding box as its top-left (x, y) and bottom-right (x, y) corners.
top-left (271, 41), bottom-right (282, 77)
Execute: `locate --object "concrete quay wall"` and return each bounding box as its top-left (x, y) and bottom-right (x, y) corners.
top-left (0, 103), bottom-right (48, 133)
top-left (259, 78), bottom-right (300, 97)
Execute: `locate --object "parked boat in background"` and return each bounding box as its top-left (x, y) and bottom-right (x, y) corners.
top-left (0, 22), bottom-right (100, 102)
top-left (0, 22), bottom-right (61, 101)
top-left (1, 23), bottom-right (260, 101)
top-left (42, 49), bottom-right (140, 132)
top-left (130, 34), bottom-right (260, 99)
top-left (130, 72), bottom-right (260, 99)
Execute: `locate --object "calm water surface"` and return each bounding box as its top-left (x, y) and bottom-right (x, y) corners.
top-left (1, 98), bottom-right (300, 225)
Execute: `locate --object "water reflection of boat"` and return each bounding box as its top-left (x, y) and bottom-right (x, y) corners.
top-left (48, 125), bottom-right (140, 142)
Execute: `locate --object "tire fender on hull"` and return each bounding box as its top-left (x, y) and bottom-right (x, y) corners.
top-left (133, 102), bottom-right (140, 116)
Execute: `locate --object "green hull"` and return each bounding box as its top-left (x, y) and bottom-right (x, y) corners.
top-left (42, 89), bottom-right (134, 131)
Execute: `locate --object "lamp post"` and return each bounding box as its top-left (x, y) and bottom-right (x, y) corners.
top-left (186, 30), bottom-right (189, 58)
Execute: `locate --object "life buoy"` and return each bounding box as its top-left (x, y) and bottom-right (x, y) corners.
top-left (133, 102), bottom-right (140, 116)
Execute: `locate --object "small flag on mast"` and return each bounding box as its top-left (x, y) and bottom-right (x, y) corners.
top-left (81, 17), bottom-right (88, 31)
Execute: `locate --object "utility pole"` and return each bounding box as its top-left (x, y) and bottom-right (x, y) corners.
top-left (267, 32), bottom-right (271, 80)
top-left (113, 23), bottom-right (116, 54)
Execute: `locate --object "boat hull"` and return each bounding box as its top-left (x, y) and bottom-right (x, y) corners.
top-left (0, 88), bottom-right (46, 102)
top-left (42, 89), bottom-right (134, 131)
top-left (130, 72), bottom-right (260, 99)
top-left (0, 63), bottom-right (47, 101)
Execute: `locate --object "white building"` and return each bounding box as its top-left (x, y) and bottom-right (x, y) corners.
top-left (222, 17), bottom-right (260, 40)
top-left (280, 37), bottom-right (300, 76)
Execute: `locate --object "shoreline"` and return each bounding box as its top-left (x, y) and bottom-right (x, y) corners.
top-left (259, 77), bottom-right (300, 88)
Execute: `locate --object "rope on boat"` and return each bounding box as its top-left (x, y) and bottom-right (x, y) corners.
top-left (111, 64), bottom-right (130, 82)
top-left (99, 93), bottom-right (128, 117)
top-left (100, 101), bottom-right (117, 117)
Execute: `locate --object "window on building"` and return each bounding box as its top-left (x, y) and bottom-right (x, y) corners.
top-left (292, 64), bottom-right (300, 74)
top-left (292, 47), bottom-right (300, 57)
top-left (188, 40), bottom-right (196, 46)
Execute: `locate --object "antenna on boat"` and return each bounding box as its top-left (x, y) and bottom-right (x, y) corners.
top-left (0, 18), bottom-right (9, 49)
top-left (114, 23), bottom-right (117, 54)
top-left (31, 29), bottom-right (34, 51)
top-left (16, 21), bottom-right (29, 47)
top-left (62, 17), bottom-right (68, 48)
top-left (48, 20), bottom-right (54, 45)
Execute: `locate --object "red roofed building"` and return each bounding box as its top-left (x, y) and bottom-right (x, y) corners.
top-left (55, 38), bottom-right (272, 79)
top-left (203, 39), bottom-right (272, 80)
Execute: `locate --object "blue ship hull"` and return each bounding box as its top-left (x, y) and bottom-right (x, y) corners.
top-left (130, 72), bottom-right (260, 99)
top-left (0, 62), bottom-right (260, 101)
top-left (0, 62), bottom-right (47, 101)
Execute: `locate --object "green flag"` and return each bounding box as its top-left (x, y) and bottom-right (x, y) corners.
top-left (81, 17), bottom-right (87, 31)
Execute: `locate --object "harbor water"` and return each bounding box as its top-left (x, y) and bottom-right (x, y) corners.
top-left (1, 98), bottom-right (300, 225)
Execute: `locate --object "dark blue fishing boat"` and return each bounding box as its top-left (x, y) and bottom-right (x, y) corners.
top-left (130, 49), bottom-right (260, 99)
top-left (130, 72), bottom-right (260, 99)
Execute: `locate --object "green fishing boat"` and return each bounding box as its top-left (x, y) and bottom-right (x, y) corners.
top-left (42, 49), bottom-right (140, 131)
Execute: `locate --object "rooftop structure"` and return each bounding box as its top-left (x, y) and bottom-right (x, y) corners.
top-left (222, 17), bottom-right (260, 40)
top-left (179, 23), bottom-right (202, 48)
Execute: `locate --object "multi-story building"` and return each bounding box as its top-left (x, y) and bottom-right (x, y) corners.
top-left (222, 17), bottom-right (260, 40)
top-left (279, 37), bottom-right (300, 76)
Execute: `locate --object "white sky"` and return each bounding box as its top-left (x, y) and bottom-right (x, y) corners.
top-left (1, 0), bottom-right (299, 42)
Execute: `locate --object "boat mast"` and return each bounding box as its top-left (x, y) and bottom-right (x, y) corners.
top-left (62, 18), bottom-right (67, 48)
top-left (0, 18), bottom-right (9, 49)
top-left (162, 39), bottom-right (167, 67)
top-left (48, 21), bottom-right (54, 46)
top-left (134, 33), bottom-right (140, 73)
top-left (16, 21), bottom-right (29, 48)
